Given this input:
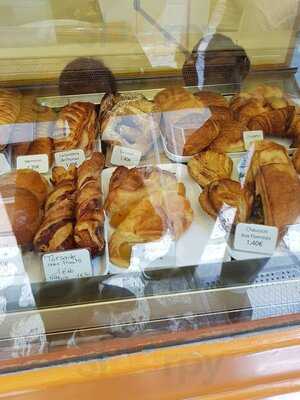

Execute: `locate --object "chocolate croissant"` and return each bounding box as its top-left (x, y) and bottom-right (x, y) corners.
top-left (247, 106), bottom-right (295, 136)
top-left (34, 198), bottom-right (75, 252)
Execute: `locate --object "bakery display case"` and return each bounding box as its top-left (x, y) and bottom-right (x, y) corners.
top-left (2, 2), bottom-right (300, 386)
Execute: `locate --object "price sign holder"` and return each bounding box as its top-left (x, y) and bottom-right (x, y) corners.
top-left (55, 149), bottom-right (85, 168)
top-left (43, 249), bottom-right (92, 282)
top-left (111, 145), bottom-right (142, 167)
top-left (243, 130), bottom-right (264, 150)
top-left (234, 223), bottom-right (278, 255)
top-left (17, 154), bottom-right (49, 174)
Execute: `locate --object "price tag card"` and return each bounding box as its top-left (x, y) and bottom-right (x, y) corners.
top-left (17, 154), bottom-right (49, 173)
top-left (111, 145), bottom-right (142, 167)
top-left (55, 149), bottom-right (85, 168)
top-left (243, 130), bottom-right (264, 150)
top-left (234, 223), bottom-right (278, 255)
top-left (43, 249), bottom-right (92, 282)
top-left (0, 153), bottom-right (11, 175)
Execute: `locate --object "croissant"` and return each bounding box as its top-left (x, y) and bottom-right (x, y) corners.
top-left (105, 167), bottom-right (184, 228)
top-left (247, 106), bottom-right (295, 136)
top-left (193, 91), bottom-right (229, 108)
top-left (209, 120), bottom-right (246, 153)
top-left (234, 99), bottom-right (269, 125)
top-left (154, 87), bottom-right (203, 112)
top-left (182, 118), bottom-right (220, 156)
top-left (109, 192), bottom-right (193, 267)
top-left (210, 106), bottom-right (233, 123)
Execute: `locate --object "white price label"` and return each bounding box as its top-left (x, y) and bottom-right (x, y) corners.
top-left (111, 145), bottom-right (142, 167)
top-left (43, 249), bottom-right (92, 282)
top-left (243, 130), bottom-right (264, 150)
top-left (17, 154), bottom-right (49, 173)
top-left (234, 223), bottom-right (278, 255)
top-left (0, 153), bottom-right (11, 175)
top-left (55, 149), bottom-right (85, 168)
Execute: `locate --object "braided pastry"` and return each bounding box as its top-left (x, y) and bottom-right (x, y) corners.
top-left (54, 102), bottom-right (97, 156)
top-left (74, 153), bottom-right (105, 256)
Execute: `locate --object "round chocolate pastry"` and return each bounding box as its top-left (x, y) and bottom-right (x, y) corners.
top-left (199, 178), bottom-right (253, 224)
top-left (188, 150), bottom-right (233, 188)
top-left (0, 185), bottom-right (42, 247)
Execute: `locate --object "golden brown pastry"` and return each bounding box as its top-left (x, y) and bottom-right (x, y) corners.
top-left (255, 163), bottom-right (300, 232)
top-left (209, 120), bottom-right (246, 153)
top-left (109, 191), bottom-right (193, 267)
top-left (0, 89), bottom-right (22, 150)
top-left (188, 150), bottom-right (233, 187)
top-left (53, 102), bottom-right (97, 156)
top-left (182, 118), bottom-right (220, 156)
top-left (247, 106), bottom-right (295, 136)
top-left (0, 185), bottom-right (42, 248)
top-left (77, 152), bottom-right (105, 190)
top-left (234, 99), bottom-right (269, 125)
top-left (199, 179), bottom-right (253, 223)
top-left (74, 153), bottom-right (106, 256)
top-left (33, 198), bottom-right (75, 253)
top-left (45, 184), bottom-right (76, 212)
top-left (244, 140), bottom-right (291, 188)
top-left (27, 137), bottom-right (54, 165)
top-left (51, 165), bottom-right (77, 187)
top-left (210, 106), bottom-right (233, 123)
top-left (193, 91), bottom-right (229, 108)
top-left (105, 167), bottom-right (184, 228)
top-left (154, 87), bottom-right (203, 112)
top-left (0, 169), bottom-right (49, 207)
top-left (292, 148), bottom-right (300, 173)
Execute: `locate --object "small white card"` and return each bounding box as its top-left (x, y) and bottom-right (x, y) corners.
top-left (0, 153), bottom-right (11, 175)
top-left (111, 145), bottom-right (142, 167)
top-left (55, 149), bottom-right (85, 168)
top-left (43, 249), bottom-right (92, 282)
top-left (243, 130), bottom-right (264, 150)
top-left (234, 223), bottom-right (278, 255)
top-left (17, 154), bottom-right (49, 173)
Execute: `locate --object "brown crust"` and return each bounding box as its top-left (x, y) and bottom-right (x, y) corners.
top-left (209, 120), bottom-right (246, 153)
top-left (194, 91), bottom-right (229, 108)
top-left (182, 118), bottom-right (220, 156)
top-left (188, 150), bottom-right (233, 188)
top-left (54, 102), bottom-right (97, 155)
top-left (247, 106), bottom-right (295, 136)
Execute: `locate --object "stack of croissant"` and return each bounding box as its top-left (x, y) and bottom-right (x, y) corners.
top-left (154, 85), bottom-right (299, 156)
top-left (105, 166), bottom-right (193, 267)
top-left (34, 153), bottom-right (105, 256)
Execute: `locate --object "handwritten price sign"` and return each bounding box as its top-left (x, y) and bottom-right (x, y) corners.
top-left (43, 249), bottom-right (92, 282)
top-left (111, 145), bottom-right (142, 167)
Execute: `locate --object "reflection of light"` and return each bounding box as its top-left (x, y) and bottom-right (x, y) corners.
top-left (131, 233), bottom-right (175, 270)
top-left (9, 122), bottom-right (35, 144)
top-left (199, 204), bottom-right (236, 265)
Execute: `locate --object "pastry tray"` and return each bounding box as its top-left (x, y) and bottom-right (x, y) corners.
top-left (101, 163), bottom-right (231, 275)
